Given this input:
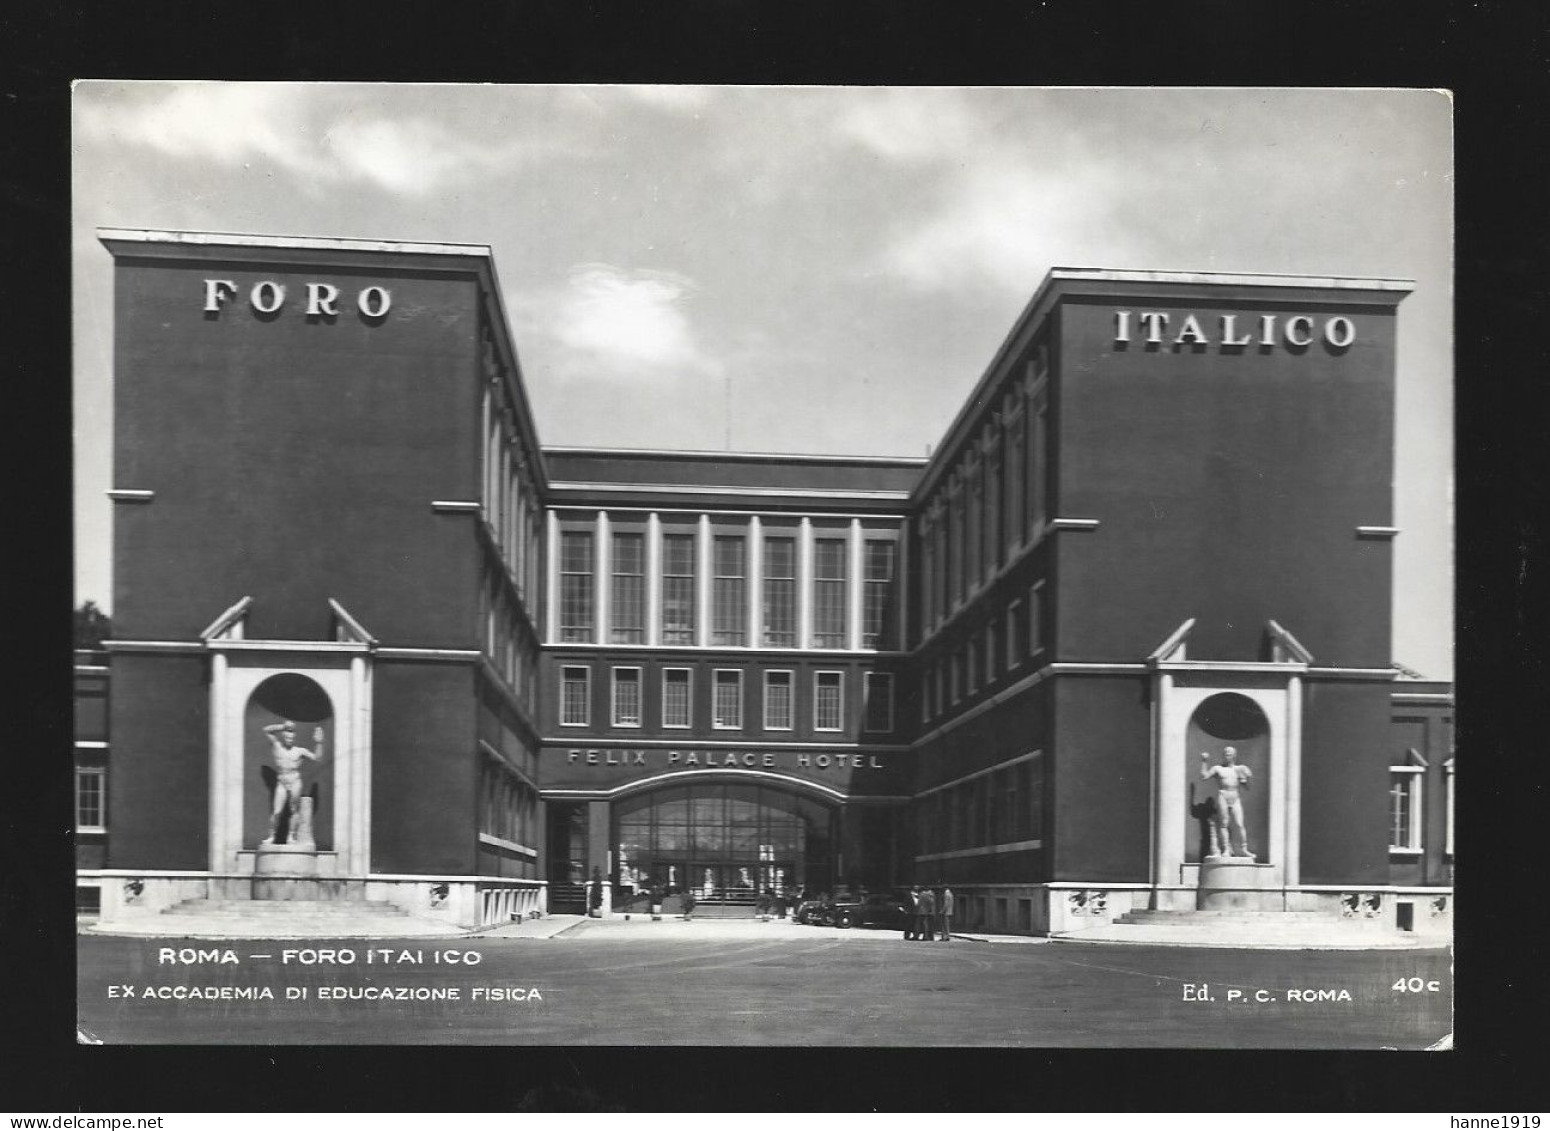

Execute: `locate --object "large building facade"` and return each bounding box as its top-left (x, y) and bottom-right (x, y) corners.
top-left (76, 231), bottom-right (1454, 937)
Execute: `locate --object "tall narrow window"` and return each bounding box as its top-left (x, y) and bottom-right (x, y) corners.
top-left (919, 524), bottom-right (936, 631)
top-left (965, 473), bottom-right (982, 591)
top-left (985, 445), bottom-right (1003, 575)
top-left (611, 667), bottom-right (642, 727)
top-left (1029, 583), bottom-right (1045, 655)
top-left (764, 670), bottom-right (793, 730)
top-left (560, 665), bottom-right (591, 726)
top-left (1444, 760), bottom-right (1455, 856)
top-left (1005, 417), bottom-right (1023, 555)
top-left (947, 492), bottom-right (964, 606)
top-left (985, 622), bottom-right (999, 684)
top-left (712, 535), bottom-right (747, 646)
top-left (611, 532), bottom-right (645, 643)
top-left (863, 672), bottom-right (894, 733)
top-left (1030, 401), bottom-right (1048, 529)
top-left (713, 669), bottom-right (743, 729)
top-left (662, 668), bottom-right (691, 728)
top-left (661, 533), bottom-right (696, 645)
top-left (559, 531), bottom-right (594, 643)
top-left (814, 671), bottom-right (844, 731)
top-left (762, 536), bottom-right (796, 646)
top-left (812, 538), bottom-right (848, 648)
top-left (862, 539), bottom-right (896, 648)
top-left (75, 766), bottom-right (106, 831)
top-left (1007, 600), bottom-right (1024, 668)
top-left (966, 639), bottom-right (978, 694)
top-left (1389, 768), bottom-right (1423, 851)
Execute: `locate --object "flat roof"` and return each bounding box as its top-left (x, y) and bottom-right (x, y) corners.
top-left (96, 227), bottom-right (494, 259)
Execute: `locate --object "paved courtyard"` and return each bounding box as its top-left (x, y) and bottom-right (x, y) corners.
top-left (77, 917), bottom-right (1451, 1048)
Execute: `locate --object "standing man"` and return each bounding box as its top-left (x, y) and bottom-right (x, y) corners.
top-left (261, 720), bottom-right (325, 846)
top-left (902, 886), bottom-right (921, 940)
top-left (1199, 747), bottom-right (1254, 858)
top-left (938, 886), bottom-right (955, 941)
top-left (916, 886), bottom-right (937, 943)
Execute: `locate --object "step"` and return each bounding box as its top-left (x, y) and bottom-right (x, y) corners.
top-left (165, 900), bottom-right (407, 915)
top-left (1117, 910), bottom-right (1344, 925)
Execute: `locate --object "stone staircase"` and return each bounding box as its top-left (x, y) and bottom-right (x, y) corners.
top-left (1054, 907), bottom-right (1441, 949)
top-left (90, 898), bottom-right (463, 938)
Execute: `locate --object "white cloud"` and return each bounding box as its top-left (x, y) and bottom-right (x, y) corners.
top-left (550, 264), bottom-right (716, 376)
top-left (74, 83), bottom-right (577, 197)
top-left (883, 158), bottom-right (1104, 293)
top-left (75, 84), bottom-right (320, 173)
top-left (618, 85), bottom-right (713, 112)
top-left (834, 88), bottom-right (987, 162)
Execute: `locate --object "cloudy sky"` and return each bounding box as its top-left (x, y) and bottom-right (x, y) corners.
top-left (72, 84), bottom-right (1453, 677)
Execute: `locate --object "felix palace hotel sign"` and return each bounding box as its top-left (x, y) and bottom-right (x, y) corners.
top-left (565, 749), bottom-right (888, 771)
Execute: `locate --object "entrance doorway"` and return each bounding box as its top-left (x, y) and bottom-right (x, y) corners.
top-left (614, 782), bottom-right (835, 913)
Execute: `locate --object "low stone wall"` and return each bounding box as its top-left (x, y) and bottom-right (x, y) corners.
top-left (79, 870), bottom-right (548, 931)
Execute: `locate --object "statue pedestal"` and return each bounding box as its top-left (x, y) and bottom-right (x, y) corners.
top-left (1197, 856), bottom-right (1279, 911)
top-left (253, 843), bottom-right (320, 900)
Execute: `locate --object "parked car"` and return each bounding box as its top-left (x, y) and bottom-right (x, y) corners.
top-left (826, 891), bottom-right (914, 931)
top-left (794, 897), bottom-right (827, 925)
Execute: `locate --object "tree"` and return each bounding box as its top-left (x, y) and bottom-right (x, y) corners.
top-left (74, 601), bottom-right (111, 650)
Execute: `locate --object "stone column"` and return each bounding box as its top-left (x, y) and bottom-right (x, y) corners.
top-left (646, 512), bottom-right (662, 647)
top-left (798, 517), bottom-right (814, 650)
top-left (747, 515), bottom-right (763, 647)
top-left (847, 518), bottom-right (864, 651)
top-left (595, 510), bottom-right (611, 646)
top-left (696, 514), bottom-right (712, 648)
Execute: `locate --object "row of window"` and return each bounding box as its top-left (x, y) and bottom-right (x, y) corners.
top-left (914, 758), bottom-right (1044, 856)
top-left (559, 523), bottom-right (898, 649)
top-left (480, 758), bottom-right (539, 850)
top-left (921, 584), bottom-right (1046, 723)
top-left (1389, 764), bottom-right (1454, 855)
top-left (481, 380), bottom-right (542, 602)
top-left (480, 568), bottom-right (540, 705)
top-left (559, 665), bottom-right (896, 733)
top-left (918, 349), bottom-right (1050, 634)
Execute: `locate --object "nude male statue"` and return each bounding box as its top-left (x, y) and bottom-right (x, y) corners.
top-left (1199, 746), bottom-right (1253, 858)
top-left (262, 720), bottom-right (325, 845)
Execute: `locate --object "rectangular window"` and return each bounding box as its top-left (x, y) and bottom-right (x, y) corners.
top-left (762, 536), bottom-right (796, 646)
top-left (1006, 420), bottom-right (1025, 552)
top-left (560, 665), bottom-right (591, 726)
top-left (662, 668), bottom-right (691, 729)
top-left (611, 667), bottom-right (642, 727)
top-left (1029, 755), bottom-right (1045, 840)
top-left (1030, 402), bottom-right (1048, 529)
top-left (966, 641), bottom-right (978, 695)
top-left (863, 672), bottom-right (894, 733)
top-left (951, 650), bottom-right (964, 703)
top-left (1007, 601), bottom-right (1023, 669)
top-left (75, 766), bottom-right (106, 831)
top-left (985, 449), bottom-right (1002, 575)
top-left (763, 670), bottom-right (793, 731)
top-left (814, 671), bottom-right (844, 731)
top-left (985, 623), bottom-right (999, 684)
top-left (812, 538), bottom-right (848, 648)
top-left (713, 669), bottom-right (743, 729)
top-left (1389, 768), bottom-right (1423, 851)
top-left (610, 533), bottom-right (645, 644)
top-left (862, 539), bottom-right (896, 648)
top-left (1445, 764), bottom-right (1455, 856)
top-left (1029, 583), bottom-right (1045, 655)
top-left (661, 533), bottom-right (696, 645)
top-left (712, 535), bottom-right (747, 646)
top-left (559, 531), bottom-right (594, 643)
top-left (965, 476), bottom-right (982, 591)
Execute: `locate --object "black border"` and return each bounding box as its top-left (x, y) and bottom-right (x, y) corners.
top-left (6, 0), bottom-right (1544, 1112)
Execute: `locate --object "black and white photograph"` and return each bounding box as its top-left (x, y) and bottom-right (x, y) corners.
top-left (70, 82), bottom-right (1454, 1050)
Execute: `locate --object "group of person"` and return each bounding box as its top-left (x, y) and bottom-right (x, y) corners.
top-left (902, 885), bottom-right (954, 941)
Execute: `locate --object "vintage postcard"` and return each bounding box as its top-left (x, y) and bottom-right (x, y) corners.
top-left (71, 84), bottom-right (1453, 1048)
